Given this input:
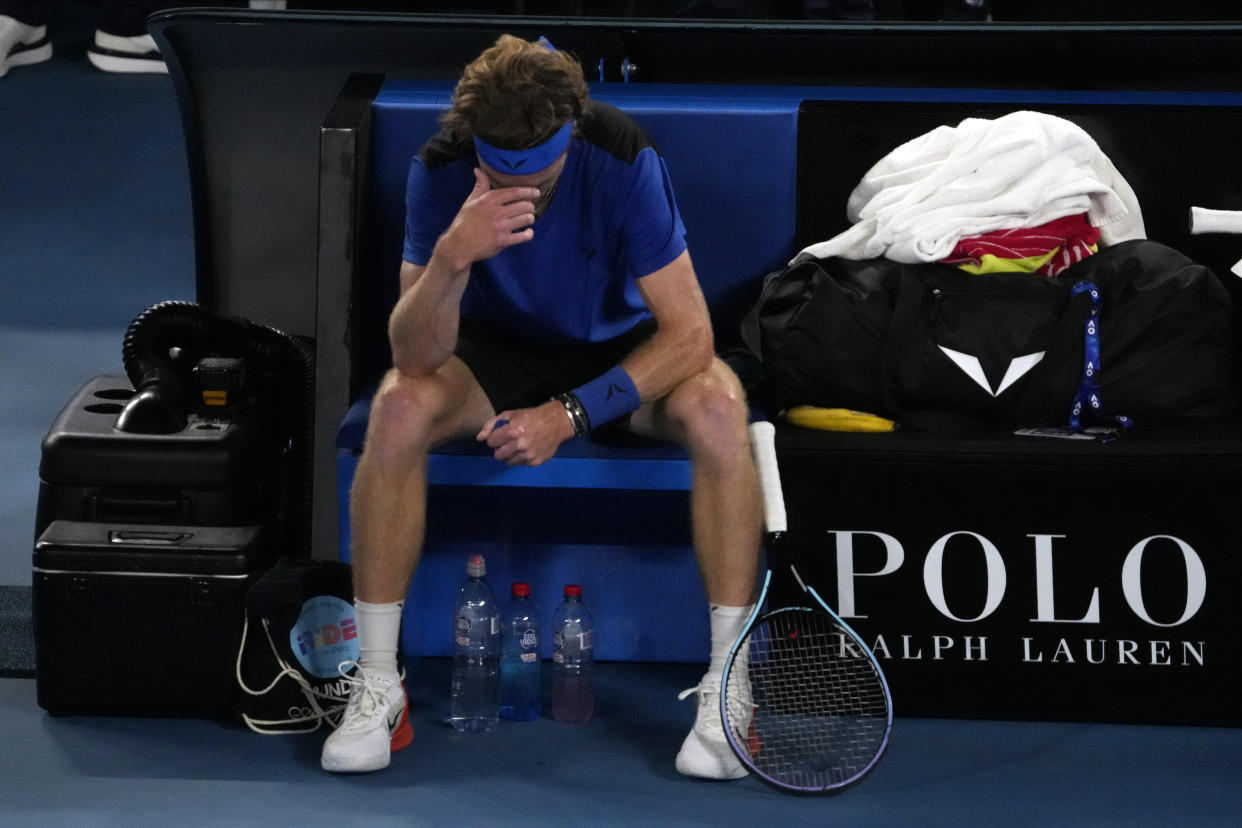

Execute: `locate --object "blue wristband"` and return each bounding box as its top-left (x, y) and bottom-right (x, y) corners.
top-left (571, 365), bottom-right (640, 429)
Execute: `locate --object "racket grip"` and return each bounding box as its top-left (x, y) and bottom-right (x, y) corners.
top-left (748, 421), bottom-right (787, 534)
top-left (1189, 207), bottom-right (1242, 235)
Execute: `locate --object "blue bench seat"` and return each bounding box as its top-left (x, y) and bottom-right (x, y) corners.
top-left (335, 80), bottom-right (801, 662)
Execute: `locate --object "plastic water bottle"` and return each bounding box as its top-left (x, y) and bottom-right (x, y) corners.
top-left (449, 554), bottom-right (499, 732)
top-left (499, 582), bottom-right (541, 721)
top-left (551, 584), bottom-right (594, 723)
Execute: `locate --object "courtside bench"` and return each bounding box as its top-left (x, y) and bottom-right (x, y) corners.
top-left (333, 80), bottom-right (802, 663)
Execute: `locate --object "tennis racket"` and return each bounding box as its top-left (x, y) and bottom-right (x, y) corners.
top-left (721, 421), bottom-right (893, 794)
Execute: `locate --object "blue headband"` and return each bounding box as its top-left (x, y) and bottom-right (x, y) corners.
top-left (474, 119), bottom-right (573, 176)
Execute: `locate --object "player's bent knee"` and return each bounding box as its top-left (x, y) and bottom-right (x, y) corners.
top-left (366, 369), bottom-right (449, 453)
top-left (665, 365), bottom-right (749, 448)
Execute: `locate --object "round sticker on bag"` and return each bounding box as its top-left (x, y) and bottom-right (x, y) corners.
top-left (289, 596), bottom-right (360, 678)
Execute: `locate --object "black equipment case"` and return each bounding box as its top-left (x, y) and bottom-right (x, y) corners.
top-left (35, 374), bottom-right (283, 537)
top-left (33, 520), bottom-right (263, 716)
top-left (33, 374), bottom-right (283, 716)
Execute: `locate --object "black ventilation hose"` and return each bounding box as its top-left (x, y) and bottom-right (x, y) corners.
top-left (117, 300), bottom-right (317, 556)
top-left (118, 300), bottom-right (209, 433)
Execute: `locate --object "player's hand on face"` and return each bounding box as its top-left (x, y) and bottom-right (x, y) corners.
top-left (441, 168), bottom-right (539, 266)
top-left (476, 401), bottom-right (577, 466)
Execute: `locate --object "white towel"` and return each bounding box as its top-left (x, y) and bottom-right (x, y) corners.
top-left (796, 111), bottom-right (1146, 264)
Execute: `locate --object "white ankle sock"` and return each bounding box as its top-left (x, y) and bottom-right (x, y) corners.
top-left (708, 604), bottom-right (754, 677)
top-left (354, 599), bottom-right (404, 676)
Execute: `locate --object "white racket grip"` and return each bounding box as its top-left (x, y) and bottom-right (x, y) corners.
top-left (748, 421), bottom-right (787, 534)
top-left (1189, 207), bottom-right (1242, 235)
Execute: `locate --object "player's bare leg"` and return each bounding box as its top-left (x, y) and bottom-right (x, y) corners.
top-left (630, 358), bottom-right (761, 780)
top-left (323, 358), bottom-right (492, 773)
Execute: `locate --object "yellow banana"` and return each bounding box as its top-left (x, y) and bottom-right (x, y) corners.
top-left (782, 406), bottom-right (898, 433)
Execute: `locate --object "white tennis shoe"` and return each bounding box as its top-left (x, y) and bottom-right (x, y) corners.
top-left (0, 16), bottom-right (52, 79)
top-left (321, 663), bottom-right (413, 773)
top-left (675, 671), bottom-right (750, 780)
top-left (86, 31), bottom-right (167, 74)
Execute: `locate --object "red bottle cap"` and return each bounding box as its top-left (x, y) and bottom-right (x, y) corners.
top-left (563, 584), bottom-right (582, 597)
top-left (511, 582), bottom-right (530, 597)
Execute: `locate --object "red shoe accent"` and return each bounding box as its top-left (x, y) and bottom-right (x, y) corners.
top-left (390, 695), bottom-right (414, 753)
top-left (746, 720), bottom-right (762, 757)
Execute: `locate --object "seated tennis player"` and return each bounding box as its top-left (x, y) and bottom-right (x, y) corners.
top-left (321, 34), bottom-right (761, 779)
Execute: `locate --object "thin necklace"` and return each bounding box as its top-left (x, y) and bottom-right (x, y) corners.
top-left (533, 175), bottom-right (560, 218)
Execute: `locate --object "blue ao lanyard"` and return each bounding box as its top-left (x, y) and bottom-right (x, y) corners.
top-left (1069, 280), bottom-right (1134, 434)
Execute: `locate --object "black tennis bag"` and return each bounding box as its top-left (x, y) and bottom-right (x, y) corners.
top-left (236, 558), bottom-right (358, 734)
top-left (745, 239), bottom-right (1239, 430)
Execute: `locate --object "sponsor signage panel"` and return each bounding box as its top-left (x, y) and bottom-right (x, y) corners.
top-left (780, 454), bottom-right (1239, 725)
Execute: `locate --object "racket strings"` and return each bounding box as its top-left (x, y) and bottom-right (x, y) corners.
top-left (724, 609), bottom-right (889, 791)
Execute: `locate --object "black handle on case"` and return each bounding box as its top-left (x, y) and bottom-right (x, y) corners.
top-left (108, 530), bottom-right (193, 546)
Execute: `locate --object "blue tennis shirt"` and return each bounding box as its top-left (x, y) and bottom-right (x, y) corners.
top-left (402, 102), bottom-right (688, 347)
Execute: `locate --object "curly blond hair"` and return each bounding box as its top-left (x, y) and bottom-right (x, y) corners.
top-left (442, 34), bottom-right (591, 150)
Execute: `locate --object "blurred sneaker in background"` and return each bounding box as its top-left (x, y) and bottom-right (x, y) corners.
top-left (86, 29), bottom-right (166, 74)
top-left (0, 14), bottom-right (52, 78)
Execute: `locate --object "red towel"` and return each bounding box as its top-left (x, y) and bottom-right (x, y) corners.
top-left (941, 214), bottom-right (1102, 278)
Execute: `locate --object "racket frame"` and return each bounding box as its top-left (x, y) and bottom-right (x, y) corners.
top-left (720, 421), bottom-right (893, 794)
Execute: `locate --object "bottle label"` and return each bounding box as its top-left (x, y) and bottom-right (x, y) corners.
top-left (455, 613), bottom-right (500, 646)
top-left (552, 629), bottom-right (593, 657)
top-left (520, 628), bottom-right (538, 651)
top-left (521, 652), bottom-right (538, 663)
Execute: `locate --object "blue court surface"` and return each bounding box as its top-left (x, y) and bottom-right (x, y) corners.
top-left (3, 657), bottom-right (1242, 827)
top-left (2, 6), bottom-right (1241, 826)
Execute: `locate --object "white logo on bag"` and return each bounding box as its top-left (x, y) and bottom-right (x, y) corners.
top-left (938, 346), bottom-right (1046, 397)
